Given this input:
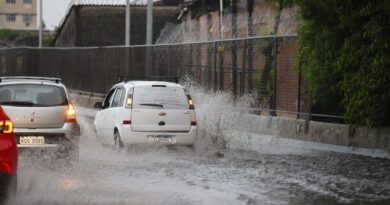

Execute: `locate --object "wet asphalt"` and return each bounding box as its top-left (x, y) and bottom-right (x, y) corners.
top-left (6, 115), bottom-right (390, 205)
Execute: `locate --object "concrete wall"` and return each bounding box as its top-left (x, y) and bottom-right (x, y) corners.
top-left (55, 6), bottom-right (78, 47)
top-left (219, 113), bottom-right (390, 156)
top-left (55, 5), bottom-right (179, 47)
top-left (69, 90), bottom-right (104, 109)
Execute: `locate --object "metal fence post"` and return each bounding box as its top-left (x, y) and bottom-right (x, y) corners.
top-left (273, 36), bottom-right (278, 115)
top-left (130, 46), bottom-right (135, 78)
top-left (232, 40), bottom-right (238, 95)
top-left (247, 39), bottom-right (253, 93)
top-left (242, 39), bottom-right (247, 95)
top-left (297, 68), bottom-right (302, 119)
top-left (167, 45), bottom-right (171, 76)
top-left (189, 43), bottom-right (193, 76)
top-left (213, 41), bottom-right (218, 91)
top-left (219, 43), bottom-right (224, 90)
top-left (145, 45), bottom-right (152, 78)
top-left (90, 49), bottom-right (94, 94)
top-left (125, 46), bottom-right (130, 78)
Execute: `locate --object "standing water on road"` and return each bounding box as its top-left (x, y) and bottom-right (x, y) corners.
top-left (8, 82), bottom-right (390, 205)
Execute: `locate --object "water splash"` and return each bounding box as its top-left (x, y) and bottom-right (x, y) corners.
top-left (180, 77), bottom-right (256, 155)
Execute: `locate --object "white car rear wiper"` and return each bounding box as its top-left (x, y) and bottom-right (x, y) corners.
top-left (139, 103), bottom-right (164, 108)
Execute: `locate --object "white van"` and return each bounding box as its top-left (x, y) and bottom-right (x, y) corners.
top-left (93, 81), bottom-right (197, 149)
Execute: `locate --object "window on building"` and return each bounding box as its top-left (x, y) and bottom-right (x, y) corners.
top-left (23, 0), bottom-right (33, 4)
top-left (23, 14), bottom-right (32, 25)
top-left (6, 0), bottom-right (16, 4)
top-left (6, 14), bottom-right (16, 22)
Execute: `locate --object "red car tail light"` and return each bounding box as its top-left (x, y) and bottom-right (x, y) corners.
top-left (123, 120), bottom-right (131, 125)
top-left (66, 102), bottom-right (76, 123)
top-left (0, 106), bottom-right (18, 175)
top-left (0, 120), bottom-right (13, 134)
top-left (0, 162), bottom-right (13, 174)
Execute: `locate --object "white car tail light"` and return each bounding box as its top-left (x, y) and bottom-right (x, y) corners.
top-left (186, 93), bottom-right (197, 126)
top-left (186, 94), bottom-right (195, 110)
top-left (125, 88), bottom-right (134, 126)
top-left (126, 88), bottom-right (134, 108)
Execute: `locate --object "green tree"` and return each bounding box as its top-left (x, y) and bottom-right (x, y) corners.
top-left (0, 29), bottom-right (35, 39)
top-left (43, 34), bottom-right (55, 47)
top-left (297, 0), bottom-right (390, 127)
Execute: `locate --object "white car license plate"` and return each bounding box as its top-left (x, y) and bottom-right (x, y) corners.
top-left (149, 135), bottom-right (172, 143)
top-left (19, 136), bottom-right (45, 145)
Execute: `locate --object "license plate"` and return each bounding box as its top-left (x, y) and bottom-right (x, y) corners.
top-left (149, 135), bottom-right (172, 143)
top-left (19, 136), bottom-right (45, 145)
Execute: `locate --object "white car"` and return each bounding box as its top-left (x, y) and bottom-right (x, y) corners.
top-left (93, 81), bottom-right (197, 149)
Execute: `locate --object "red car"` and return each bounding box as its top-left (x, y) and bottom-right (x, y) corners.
top-left (0, 106), bottom-right (17, 203)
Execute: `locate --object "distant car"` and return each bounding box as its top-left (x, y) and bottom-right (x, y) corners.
top-left (0, 106), bottom-right (17, 204)
top-left (0, 76), bottom-right (80, 161)
top-left (93, 81), bottom-right (197, 149)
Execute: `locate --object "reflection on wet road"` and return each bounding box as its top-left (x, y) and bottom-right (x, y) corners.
top-left (8, 115), bottom-right (390, 205)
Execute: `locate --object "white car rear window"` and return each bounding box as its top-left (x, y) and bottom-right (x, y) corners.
top-left (133, 86), bottom-right (188, 109)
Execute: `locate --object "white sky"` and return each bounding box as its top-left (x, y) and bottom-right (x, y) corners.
top-left (43, 0), bottom-right (71, 30)
top-left (42, 0), bottom-right (157, 30)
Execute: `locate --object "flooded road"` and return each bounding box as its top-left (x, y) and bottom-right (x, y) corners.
top-left (6, 86), bottom-right (390, 205)
top-left (8, 114), bottom-right (390, 205)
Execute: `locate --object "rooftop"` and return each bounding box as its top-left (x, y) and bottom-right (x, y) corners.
top-left (69, 0), bottom-right (163, 6)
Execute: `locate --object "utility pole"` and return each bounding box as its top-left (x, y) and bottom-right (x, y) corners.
top-left (146, 0), bottom-right (153, 45)
top-left (125, 0), bottom-right (131, 78)
top-left (145, 0), bottom-right (153, 77)
top-left (125, 0), bottom-right (130, 46)
top-left (247, 0), bottom-right (255, 92)
top-left (218, 0), bottom-right (225, 90)
top-left (38, 0), bottom-right (43, 47)
top-left (231, 0), bottom-right (238, 95)
top-left (219, 0), bottom-right (223, 39)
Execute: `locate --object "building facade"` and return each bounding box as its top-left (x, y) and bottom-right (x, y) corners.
top-left (0, 0), bottom-right (37, 30)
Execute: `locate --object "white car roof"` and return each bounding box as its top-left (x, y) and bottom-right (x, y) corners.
top-left (114, 81), bottom-right (185, 89)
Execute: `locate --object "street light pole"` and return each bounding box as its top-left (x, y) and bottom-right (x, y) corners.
top-left (219, 0), bottom-right (223, 39)
top-left (38, 0), bottom-right (43, 47)
top-left (145, 0), bottom-right (153, 77)
top-left (125, 0), bottom-right (130, 46)
top-left (146, 0), bottom-right (153, 45)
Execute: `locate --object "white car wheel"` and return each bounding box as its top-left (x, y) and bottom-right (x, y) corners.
top-left (114, 130), bottom-right (124, 152)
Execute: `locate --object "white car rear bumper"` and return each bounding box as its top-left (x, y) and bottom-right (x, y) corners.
top-left (121, 126), bottom-right (197, 146)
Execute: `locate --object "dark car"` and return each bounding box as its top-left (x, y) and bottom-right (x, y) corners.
top-left (0, 106), bottom-right (17, 204)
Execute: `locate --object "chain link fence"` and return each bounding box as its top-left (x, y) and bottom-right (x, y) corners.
top-left (0, 35), bottom-right (316, 119)
top-left (156, 4), bottom-right (298, 44)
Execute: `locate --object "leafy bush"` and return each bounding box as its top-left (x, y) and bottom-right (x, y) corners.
top-left (0, 29), bottom-right (36, 40)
